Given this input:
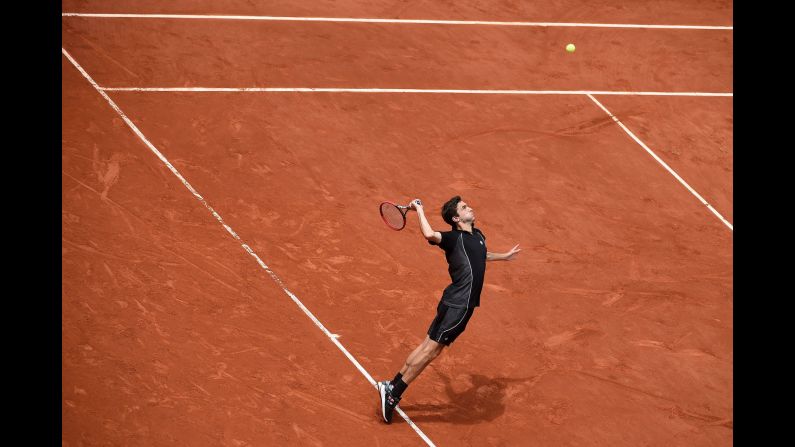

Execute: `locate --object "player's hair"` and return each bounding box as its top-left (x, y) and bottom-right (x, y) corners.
top-left (441, 196), bottom-right (462, 229)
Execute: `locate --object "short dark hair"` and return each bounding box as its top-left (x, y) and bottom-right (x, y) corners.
top-left (441, 196), bottom-right (462, 228)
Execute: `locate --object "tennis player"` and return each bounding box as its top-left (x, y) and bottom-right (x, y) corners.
top-left (378, 196), bottom-right (521, 423)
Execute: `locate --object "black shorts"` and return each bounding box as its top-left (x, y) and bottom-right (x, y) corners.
top-left (427, 301), bottom-right (475, 346)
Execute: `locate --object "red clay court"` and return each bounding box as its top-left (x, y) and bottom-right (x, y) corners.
top-left (62, 1), bottom-right (732, 445)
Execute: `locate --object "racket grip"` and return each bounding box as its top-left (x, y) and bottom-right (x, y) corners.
top-left (402, 199), bottom-right (422, 210)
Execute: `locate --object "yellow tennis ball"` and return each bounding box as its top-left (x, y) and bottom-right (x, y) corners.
top-left (566, 43), bottom-right (576, 53)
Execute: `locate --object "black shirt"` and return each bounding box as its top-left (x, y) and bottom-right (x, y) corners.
top-left (428, 227), bottom-right (487, 308)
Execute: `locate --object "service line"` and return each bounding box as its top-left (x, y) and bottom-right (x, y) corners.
top-left (98, 87), bottom-right (733, 97)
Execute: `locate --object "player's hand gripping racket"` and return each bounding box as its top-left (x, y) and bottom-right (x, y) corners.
top-left (379, 199), bottom-right (421, 231)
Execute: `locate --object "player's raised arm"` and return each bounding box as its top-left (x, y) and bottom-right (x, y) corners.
top-left (410, 199), bottom-right (441, 244)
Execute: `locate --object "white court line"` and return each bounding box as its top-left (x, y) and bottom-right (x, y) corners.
top-left (62, 47), bottom-right (436, 447)
top-left (586, 94), bottom-right (733, 231)
top-left (99, 87), bottom-right (733, 97)
top-left (62, 13), bottom-right (733, 30)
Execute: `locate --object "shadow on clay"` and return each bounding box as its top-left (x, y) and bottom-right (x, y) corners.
top-left (396, 370), bottom-right (534, 425)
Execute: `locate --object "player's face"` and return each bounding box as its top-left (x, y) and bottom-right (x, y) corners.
top-left (456, 201), bottom-right (475, 223)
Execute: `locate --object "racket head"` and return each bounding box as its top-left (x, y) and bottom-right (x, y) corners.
top-left (379, 201), bottom-right (408, 230)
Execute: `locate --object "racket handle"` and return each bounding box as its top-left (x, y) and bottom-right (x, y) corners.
top-left (400, 199), bottom-right (422, 210)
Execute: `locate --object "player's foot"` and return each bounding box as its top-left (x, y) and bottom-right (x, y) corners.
top-left (377, 380), bottom-right (401, 424)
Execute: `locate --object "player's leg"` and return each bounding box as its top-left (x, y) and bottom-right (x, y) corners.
top-left (401, 336), bottom-right (445, 383)
top-left (378, 336), bottom-right (444, 423)
top-left (397, 340), bottom-right (425, 376)
top-left (378, 303), bottom-right (470, 423)
top-left (389, 303), bottom-right (465, 401)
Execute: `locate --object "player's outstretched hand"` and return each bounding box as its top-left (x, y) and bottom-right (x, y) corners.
top-left (505, 244), bottom-right (521, 260)
top-left (409, 199), bottom-right (423, 210)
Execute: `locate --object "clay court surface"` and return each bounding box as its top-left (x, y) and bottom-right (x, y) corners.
top-left (62, 1), bottom-right (732, 445)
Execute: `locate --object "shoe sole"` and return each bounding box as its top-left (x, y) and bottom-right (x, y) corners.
top-left (378, 382), bottom-right (391, 424)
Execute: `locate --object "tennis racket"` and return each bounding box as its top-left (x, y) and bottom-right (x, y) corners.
top-left (379, 199), bottom-right (421, 231)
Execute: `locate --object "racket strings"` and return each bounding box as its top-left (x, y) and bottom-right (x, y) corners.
top-left (380, 203), bottom-right (406, 230)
